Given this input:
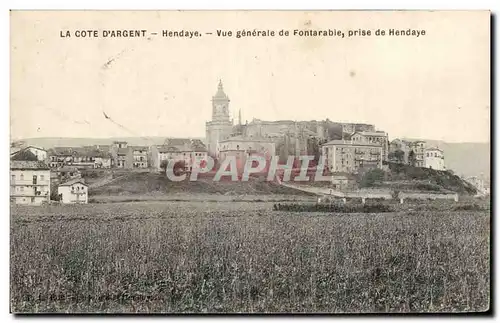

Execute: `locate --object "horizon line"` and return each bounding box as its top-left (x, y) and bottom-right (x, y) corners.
top-left (10, 135), bottom-right (490, 145)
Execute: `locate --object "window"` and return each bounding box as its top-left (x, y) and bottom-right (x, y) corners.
top-left (20, 174), bottom-right (24, 181)
top-left (40, 175), bottom-right (45, 181)
top-left (11, 175), bottom-right (15, 181)
top-left (20, 187), bottom-right (24, 192)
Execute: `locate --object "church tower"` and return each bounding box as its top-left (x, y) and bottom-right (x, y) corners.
top-left (206, 80), bottom-right (234, 157)
top-left (212, 80), bottom-right (231, 122)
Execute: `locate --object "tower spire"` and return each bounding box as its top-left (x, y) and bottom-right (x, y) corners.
top-left (238, 109), bottom-right (242, 125)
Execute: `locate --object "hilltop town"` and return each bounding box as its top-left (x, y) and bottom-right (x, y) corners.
top-left (10, 81), bottom-right (489, 205)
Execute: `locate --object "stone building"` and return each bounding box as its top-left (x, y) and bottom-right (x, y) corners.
top-left (350, 131), bottom-right (389, 162)
top-left (150, 138), bottom-right (208, 171)
top-left (408, 140), bottom-right (426, 167)
top-left (389, 138), bottom-right (412, 164)
top-left (321, 140), bottom-right (383, 173)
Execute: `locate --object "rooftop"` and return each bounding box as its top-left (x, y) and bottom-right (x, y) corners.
top-left (353, 131), bottom-right (387, 137)
top-left (10, 160), bottom-right (50, 170)
top-left (425, 147), bottom-right (443, 152)
top-left (59, 178), bottom-right (88, 187)
top-left (50, 147), bottom-right (111, 158)
top-left (322, 140), bottom-right (382, 147)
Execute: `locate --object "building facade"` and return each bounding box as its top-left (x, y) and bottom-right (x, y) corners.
top-left (409, 140), bottom-right (426, 167)
top-left (424, 147), bottom-right (445, 171)
top-left (10, 161), bottom-right (51, 205)
top-left (150, 139), bottom-right (209, 171)
top-left (217, 136), bottom-right (276, 174)
top-left (205, 80), bottom-right (234, 157)
top-left (110, 141), bottom-right (133, 168)
top-left (131, 146), bottom-right (149, 168)
top-left (217, 136), bottom-right (276, 160)
top-left (58, 179), bottom-right (88, 204)
top-left (340, 123), bottom-right (376, 136)
top-left (350, 131), bottom-right (389, 162)
top-left (321, 140), bottom-right (383, 173)
top-left (389, 139), bottom-right (411, 164)
top-left (48, 146), bottom-right (112, 169)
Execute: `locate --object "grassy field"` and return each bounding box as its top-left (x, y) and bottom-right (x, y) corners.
top-left (10, 201), bottom-right (490, 313)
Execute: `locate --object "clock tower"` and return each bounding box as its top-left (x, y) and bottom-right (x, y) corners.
top-left (206, 80), bottom-right (234, 157)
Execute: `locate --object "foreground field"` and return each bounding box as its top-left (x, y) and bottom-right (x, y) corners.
top-left (11, 202), bottom-right (490, 313)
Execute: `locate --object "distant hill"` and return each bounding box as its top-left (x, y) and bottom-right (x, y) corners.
top-left (12, 137), bottom-right (206, 149)
top-left (13, 136), bottom-right (490, 179)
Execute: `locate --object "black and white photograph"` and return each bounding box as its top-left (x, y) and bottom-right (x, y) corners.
top-left (8, 10), bottom-right (491, 314)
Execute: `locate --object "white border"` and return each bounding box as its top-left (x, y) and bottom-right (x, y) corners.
top-left (2, 1), bottom-right (498, 322)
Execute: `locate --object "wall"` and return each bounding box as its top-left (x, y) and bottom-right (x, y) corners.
top-left (206, 121), bottom-right (232, 157)
top-left (322, 143), bottom-right (382, 173)
top-left (217, 140), bottom-right (275, 159)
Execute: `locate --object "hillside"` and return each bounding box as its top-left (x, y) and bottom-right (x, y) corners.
top-left (90, 172), bottom-right (314, 197)
top-left (361, 163), bottom-right (478, 195)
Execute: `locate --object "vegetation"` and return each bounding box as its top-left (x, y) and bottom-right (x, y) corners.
top-left (90, 172), bottom-right (313, 197)
top-left (160, 160), bottom-right (186, 176)
top-left (408, 150), bottom-right (416, 167)
top-left (387, 163), bottom-right (477, 195)
top-left (388, 149), bottom-right (405, 164)
top-left (11, 202), bottom-right (489, 313)
top-left (11, 150), bottom-right (38, 161)
top-left (359, 169), bottom-right (386, 188)
top-left (274, 202), bottom-right (394, 213)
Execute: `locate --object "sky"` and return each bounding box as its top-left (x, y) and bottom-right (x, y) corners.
top-left (10, 11), bottom-right (490, 143)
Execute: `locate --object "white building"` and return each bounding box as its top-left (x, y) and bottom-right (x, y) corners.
top-left (10, 160), bottom-right (51, 205)
top-left (424, 147), bottom-right (445, 171)
top-left (58, 178), bottom-right (89, 204)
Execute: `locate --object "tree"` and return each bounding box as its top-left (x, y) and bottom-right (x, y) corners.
top-left (408, 150), bottom-right (416, 167)
top-left (307, 137), bottom-right (321, 164)
top-left (160, 160), bottom-right (169, 172)
top-left (173, 160), bottom-right (187, 176)
top-left (389, 149), bottom-right (405, 164)
top-left (50, 188), bottom-right (61, 201)
top-left (360, 168), bottom-right (386, 188)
